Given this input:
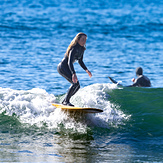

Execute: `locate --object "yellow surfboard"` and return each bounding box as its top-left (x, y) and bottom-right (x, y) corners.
top-left (52, 103), bottom-right (103, 113)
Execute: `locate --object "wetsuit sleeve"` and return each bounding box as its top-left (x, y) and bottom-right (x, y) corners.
top-left (127, 78), bottom-right (140, 87)
top-left (78, 55), bottom-right (87, 71)
top-left (68, 49), bottom-right (76, 74)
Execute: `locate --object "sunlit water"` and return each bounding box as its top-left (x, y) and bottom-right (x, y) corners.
top-left (0, 0), bottom-right (163, 162)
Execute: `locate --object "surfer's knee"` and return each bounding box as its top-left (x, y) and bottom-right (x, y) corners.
top-left (73, 81), bottom-right (80, 89)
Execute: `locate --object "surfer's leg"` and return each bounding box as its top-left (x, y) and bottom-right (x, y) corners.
top-left (62, 81), bottom-right (80, 106)
top-left (57, 64), bottom-right (80, 106)
top-left (71, 81), bottom-right (80, 96)
top-left (57, 64), bottom-right (72, 83)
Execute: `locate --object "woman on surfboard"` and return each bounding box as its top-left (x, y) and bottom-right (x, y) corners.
top-left (57, 33), bottom-right (92, 106)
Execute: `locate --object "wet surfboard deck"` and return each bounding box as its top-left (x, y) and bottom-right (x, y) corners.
top-left (52, 103), bottom-right (103, 113)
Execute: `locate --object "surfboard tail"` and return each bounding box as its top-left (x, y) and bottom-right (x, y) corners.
top-left (108, 77), bottom-right (118, 84)
top-left (108, 77), bottom-right (123, 86)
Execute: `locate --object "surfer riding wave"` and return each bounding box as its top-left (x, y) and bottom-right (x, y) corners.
top-left (57, 33), bottom-right (92, 106)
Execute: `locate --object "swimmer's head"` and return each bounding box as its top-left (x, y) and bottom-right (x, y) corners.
top-left (136, 67), bottom-right (143, 76)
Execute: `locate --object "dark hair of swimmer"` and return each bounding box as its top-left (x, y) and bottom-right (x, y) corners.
top-left (136, 67), bottom-right (143, 76)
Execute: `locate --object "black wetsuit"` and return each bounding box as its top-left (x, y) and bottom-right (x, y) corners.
top-left (128, 67), bottom-right (151, 87)
top-left (57, 43), bottom-right (87, 104)
top-left (128, 75), bottom-right (151, 87)
top-left (108, 67), bottom-right (151, 87)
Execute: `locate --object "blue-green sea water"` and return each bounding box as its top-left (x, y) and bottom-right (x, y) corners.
top-left (0, 0), bottom-right (163, 162)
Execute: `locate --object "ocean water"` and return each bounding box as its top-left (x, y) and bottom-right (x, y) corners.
top-left (0, 0), bottom-right (163, 162)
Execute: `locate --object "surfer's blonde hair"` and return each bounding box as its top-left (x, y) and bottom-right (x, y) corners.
top-left (66, 32), bottom-right (87, 57)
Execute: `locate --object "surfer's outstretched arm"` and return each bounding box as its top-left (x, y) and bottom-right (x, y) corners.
top-left (78, 55), bottom-right (92, 78)
top-left (86, 69), bottom-right (92, 78)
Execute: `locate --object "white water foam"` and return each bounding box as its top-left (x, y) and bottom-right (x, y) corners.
top-left (0, 84), bottom-right (128, 132)
top-left (71, 83), bottom-right (127, 128)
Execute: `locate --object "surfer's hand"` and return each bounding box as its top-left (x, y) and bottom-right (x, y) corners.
top-left (86, 70), bottom-right (92, 78)
top-left (132, 78), bottom-right (135, 82)
top-left (72, 73), bottom-right (78, 83)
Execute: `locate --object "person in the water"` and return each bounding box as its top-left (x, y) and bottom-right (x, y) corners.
top-left (57, 33), bottom-right (92, 106)
top-left (128, 67), bottom-right (151, 87)
top-left (108, 67), bottom-right (151, 87)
